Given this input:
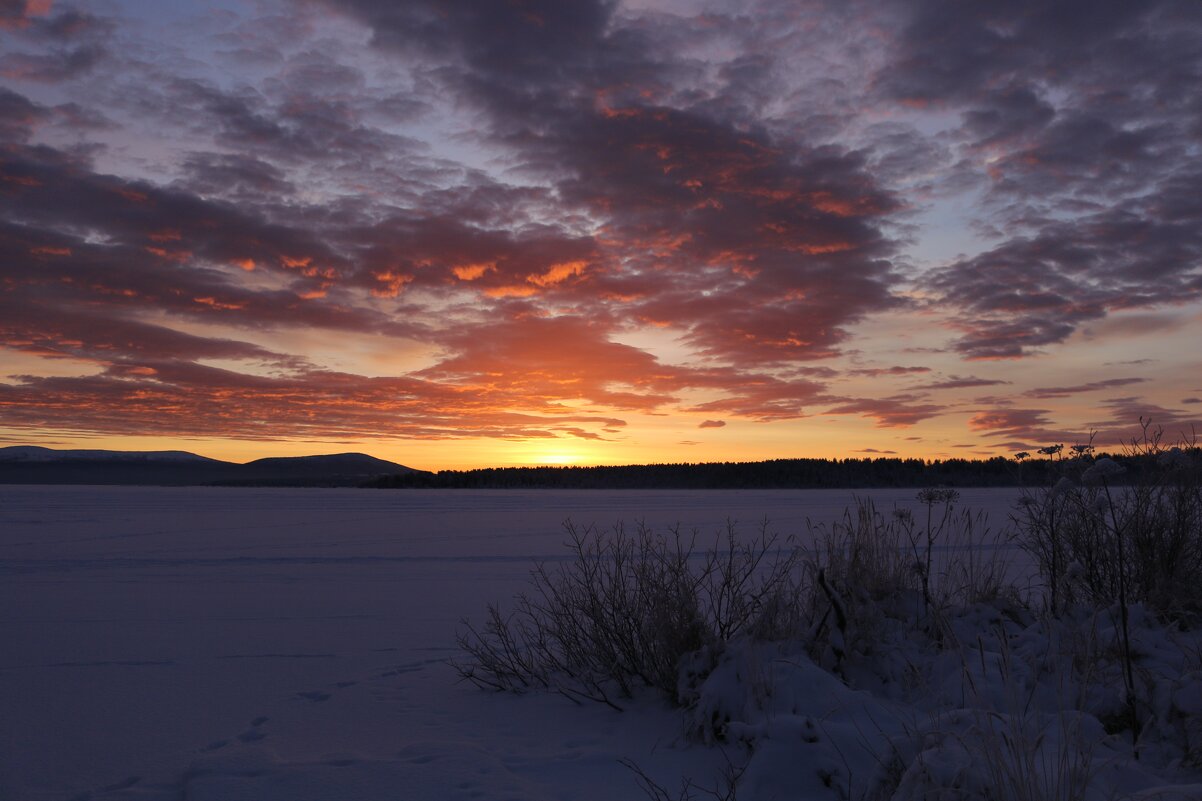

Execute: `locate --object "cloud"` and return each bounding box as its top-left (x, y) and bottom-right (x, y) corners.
top-left (933, 186), bottom-right (1202, 358)
top-left (0, 85), bottom-right (46, 140)
top-left (881, 1), bottom-right (1202, 358)
top-left (915, 375), bottom-right (1008, 391)
top-left (967, 407), bottom-right (1083, 450)
top-left (698, 419), bottom-right (725, 429)
top-left (0, 8), bottom-right (110, 79)
top-left (0, 368), bottom-right (633, 442)
top-left (1024, 378), bottom-right (1147, 400)
top-left (0, 296), bottom-right (299, 367)
top-left (964, 399), bottom-right (1202, 452)
top-left (825, 395), bottom-right (945, 427)
top-left (321, 0), bottom-right (905, 367)
top-left (848, 366), bottom-right (931, 377)
top-left (0, 0), bottom-right (53, 29)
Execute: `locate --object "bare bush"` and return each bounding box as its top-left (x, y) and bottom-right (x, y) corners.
top-left (1012, 421), bottom-right (1202, 757)
top-left (1014, 422), bottom-right (1202, 621)
top-left (455, 519), bottom-right (802, 709)
top-left (804, 495), bottom-right (1015, 664)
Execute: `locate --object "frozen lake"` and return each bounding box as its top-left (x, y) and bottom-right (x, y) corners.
top-left (0, 486), bottom-right (1023, 801)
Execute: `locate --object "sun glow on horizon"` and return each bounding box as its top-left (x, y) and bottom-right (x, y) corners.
top-left (521, 445), bottom-right (590, 466)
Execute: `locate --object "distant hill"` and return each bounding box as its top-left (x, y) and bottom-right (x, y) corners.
top-left (224, 453), bottom-right (420, 486)
top-left (0, 447), bottom-right (420, 486)
top-left (0, 445), bottom-right (221, 463)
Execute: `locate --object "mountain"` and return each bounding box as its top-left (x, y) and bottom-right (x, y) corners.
top-left (0, 447), bottom-right (419, 486)
top-left (0, 446), bottom-right (221, 463)
top-left (220, 453), bottom-right (419, 486)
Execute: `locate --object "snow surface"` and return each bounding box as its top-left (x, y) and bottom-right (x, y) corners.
top-left (0, 485), bottom-right (1075, 800)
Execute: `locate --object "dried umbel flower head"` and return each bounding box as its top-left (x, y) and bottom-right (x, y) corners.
top-left (916, 487), bottom-right (960, 505)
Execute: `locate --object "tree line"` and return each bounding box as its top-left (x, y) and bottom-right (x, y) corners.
top-left (365, 455), bottom-right (1057, 489)
top-left (365, 449), bottom-right (1202, 490)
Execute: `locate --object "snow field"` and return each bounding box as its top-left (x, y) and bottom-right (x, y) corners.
top-left (5, 485), bottom-right (1166, 801)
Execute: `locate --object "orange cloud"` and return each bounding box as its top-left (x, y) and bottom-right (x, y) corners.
top-left (144, 247), bottom-right (192, 263)
top-left (527, 260), bottom-right (588, 287)
top-left (193, 296), bottom-right (247, 311)
top-left (31, 245), bottom-right (71, 257)
top-left (452, 262), bottom-right (496, 281)
top-left (484, 284), bottom-right (539, 298)
top-left (370, 269), bottom-right (413, 297)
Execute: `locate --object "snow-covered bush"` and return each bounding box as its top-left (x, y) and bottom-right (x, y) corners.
top-left (804, 495), bottom-right (1017, 674)
top-left (1012, 425), bottom-right (1202, 758)
top-left (457, 473), bottom-right (1202, 799)
top-left (1014, 423), bottom-right (1202, 621)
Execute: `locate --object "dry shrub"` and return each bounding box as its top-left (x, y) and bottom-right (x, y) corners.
top-left (455, 519), bottom-right (802, 709)
top-left (1014, 423), bottom-right (1202, 621)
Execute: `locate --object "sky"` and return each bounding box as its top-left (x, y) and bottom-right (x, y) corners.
top-left (1, 0), bottom-right (1201, 470)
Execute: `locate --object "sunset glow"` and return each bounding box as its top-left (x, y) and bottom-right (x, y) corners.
top-left (2, 1), bottom-right (1201, 469)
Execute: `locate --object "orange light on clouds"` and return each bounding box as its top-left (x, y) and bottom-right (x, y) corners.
top-left (370, 270), bottom-right (413, 297)
top-left (452, 262), bottom-right (496, 280)
top-left (144, 246), bottom-right (192, 262)
top-left (484, 285), bottom-right (538, 298)
top-left (6, 0), bottom-right (1202, 476)
top-left (193, 296), bottom-right (246, 311)
top-left (527, 260), bottom-right (588, 287)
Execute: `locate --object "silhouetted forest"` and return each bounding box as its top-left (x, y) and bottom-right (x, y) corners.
top-left (367, 450), bottom-right (1199, 490)
top-left (368, 456), bottom-right (1030, 489)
